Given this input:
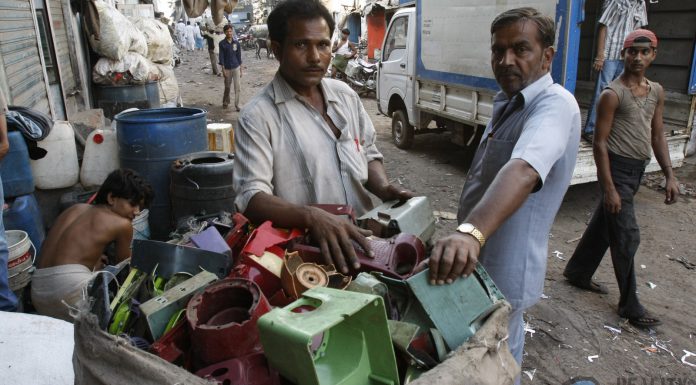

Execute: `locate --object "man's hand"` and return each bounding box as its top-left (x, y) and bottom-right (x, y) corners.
top-left (428, 232), bottom-right (480, 285)
top-left (664, 177), bottom-right (679, 204)
top-left (604, 188), bottom-right (621, 214)
top-left (593, 56), bottom-right (605, 72)
top-left (306, 206), bottom-right (373, 274)
top-left (374, 184), bottom-right (415, 202)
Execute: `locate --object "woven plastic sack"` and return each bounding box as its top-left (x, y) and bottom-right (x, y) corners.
top-left (92, 52), bottom-right (159, 85)
top-left (210, 0), bottom-right (237, 25)
top-left (153, 63), bottom-right (179, 106)
top-left (131, 18), bottom-right (173, 64)
top-left (89, 1), bottom-right (147, 60)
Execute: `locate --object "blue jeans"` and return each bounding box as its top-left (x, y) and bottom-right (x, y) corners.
top-left (0, 174), bottom-right (18, 311)
top-left (584, 59), bottom-right (624, 134)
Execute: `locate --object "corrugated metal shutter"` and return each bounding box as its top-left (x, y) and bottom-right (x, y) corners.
top-left (0, 0), bottom-right (50, 113)
top-left (47, 0), bottom-right (76, 95)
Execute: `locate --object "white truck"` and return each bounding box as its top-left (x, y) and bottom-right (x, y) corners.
top-left (376, 0), bottom-right (694, 184)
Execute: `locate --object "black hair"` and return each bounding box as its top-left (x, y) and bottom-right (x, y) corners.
top-left (223, 24), bottom-right (233, 32)
top-left (341, 28), bottom-right (350, 35)
top-left (187, 21), bottom-right (191, 25)
top-left (491, 7), bottom-right (555, 48)
top-left (94, 169), bottom-right (154, 209)
top-left (268, 0), bottom-right (335, 46)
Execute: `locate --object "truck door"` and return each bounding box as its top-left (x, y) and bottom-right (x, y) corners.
top-left (378, 13), bottom-right (410, 117)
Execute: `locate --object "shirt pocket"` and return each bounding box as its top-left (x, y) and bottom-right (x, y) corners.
top-left (481, 137), bottom-right (516, 181)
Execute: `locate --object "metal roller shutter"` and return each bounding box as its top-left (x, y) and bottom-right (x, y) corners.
top-left (47, 0), bottom-right (76, 95)
top-left (0, 0), bottom-right (51, 114)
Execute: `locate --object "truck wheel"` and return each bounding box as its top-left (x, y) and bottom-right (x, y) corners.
top-left (392, 110), bottom-right (414, 149)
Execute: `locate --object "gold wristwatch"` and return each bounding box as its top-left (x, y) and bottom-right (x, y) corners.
top-left (456, 223), bottom-right (486, 247)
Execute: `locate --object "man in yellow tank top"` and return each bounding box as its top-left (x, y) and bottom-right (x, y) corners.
top-left (564, 29), bottom-right (679, 328)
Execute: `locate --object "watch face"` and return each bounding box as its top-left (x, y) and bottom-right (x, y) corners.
top-left (458, 223), bottom-right (474, 233)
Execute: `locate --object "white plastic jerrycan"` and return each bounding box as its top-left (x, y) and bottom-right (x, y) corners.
top-left (80, 128), bottom-right (119, 188)
top-left (30, 121), bottom-right (79, 189)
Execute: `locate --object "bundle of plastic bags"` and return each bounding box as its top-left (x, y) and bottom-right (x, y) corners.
top-left (93, 52), bottom-right (159, 85)
top-left (88, 0), bottom-right (147, 60)
top-left (152, 63), bottom-right (179, 107)
top-left (131, 17), bottom-right (174, 65)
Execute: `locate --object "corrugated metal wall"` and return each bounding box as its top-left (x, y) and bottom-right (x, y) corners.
top-left (47, 0), bottom-right (76, 95)
top-left (0, 0), bottom-right (51, 113)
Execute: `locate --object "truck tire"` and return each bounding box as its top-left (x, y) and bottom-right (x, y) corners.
top-left (392, 110), bottom-right (414, 149)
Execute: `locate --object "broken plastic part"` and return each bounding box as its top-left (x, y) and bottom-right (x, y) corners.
top-left (195, 352), bottom-right (281, 385)
top-left (187, 278), bottom-right (272, 368)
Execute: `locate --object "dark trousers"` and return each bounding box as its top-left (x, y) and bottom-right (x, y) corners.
top-left (208, 50), bottom-right (219, 75)
top-left (564, 153), bottom-right (648, 319)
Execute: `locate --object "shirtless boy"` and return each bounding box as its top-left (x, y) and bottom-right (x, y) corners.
top-left (31, 169), bottom-right (153, 321)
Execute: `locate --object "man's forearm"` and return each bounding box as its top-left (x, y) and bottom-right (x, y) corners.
top-left (463, 159), bottom-right (539, 239)
top-left (593, 140), bottom-right (615, 193)
top-left (244, 192), bottom-right (313, 229)
top-left (365, 159), bottom-right (391, 200)
top-left (652, 135), bottom-right (674, 179)
top-left (596, 24), bottom-right (607, 59)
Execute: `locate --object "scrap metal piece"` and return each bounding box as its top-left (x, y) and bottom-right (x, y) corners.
top-left (357, 197), bottom-right (436, 244)
top-left (196, 352), bottom-right (281, 385)
top-left (224, 213), bottom-right (251, 254)
top-left (187, 278), bottom-right (272, 368)
top-left (140, 270), bottom-right (218, 341)
top-left (150, 319), bottom-right (191, 366)
top-left (281, 252), bottom-right (328, 300)
top-left (376, 264), bottom-right (506, 350)
top-left (280, 251), bottom-right (351, 300)
top-left (131, 239), bottom-right (232, 279)
top-left (290, 233), bottom-right (425, 279)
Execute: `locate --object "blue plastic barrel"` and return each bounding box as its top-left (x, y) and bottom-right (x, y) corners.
top-left (0, 131), bottom-right (34, 198)
top-left (3, 194), bottom-right (45, 260)
top-left (115, 108), bottom-right (208, 240)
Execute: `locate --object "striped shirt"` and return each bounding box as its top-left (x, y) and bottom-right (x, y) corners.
top-left (233, 72), bottom-right (383, 216)
top-left (599, 0), bottom-right (648, 60)
top-left (0, 89), bottom-right (7, 114)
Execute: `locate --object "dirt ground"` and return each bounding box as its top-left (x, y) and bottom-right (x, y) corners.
top-left (174, 48), bottom-right (696, 384)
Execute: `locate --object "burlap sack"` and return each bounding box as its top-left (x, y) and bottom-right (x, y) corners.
top-left (410, 303), bottom-right (520, 385)
top-left (72, 304), bottom-right (213, 385)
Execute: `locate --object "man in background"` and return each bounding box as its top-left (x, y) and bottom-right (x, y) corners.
top-left (583, 0), bottom-right (647, 142)
top-left (330, 28), bottom-right (357, 78)
top-left (564, 29), bottom-right (678, 328)
top-left (219, 24), bottom-right (243, 110)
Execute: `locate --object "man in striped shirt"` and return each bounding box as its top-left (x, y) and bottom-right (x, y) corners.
top-left (583, 0), bottom-right (647, 142)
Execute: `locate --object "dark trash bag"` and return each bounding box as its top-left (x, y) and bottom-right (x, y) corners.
top-left (6, 106), bottom-right (54, 160)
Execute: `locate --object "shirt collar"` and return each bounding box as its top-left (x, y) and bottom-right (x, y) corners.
top-left (271, 72), bottom-right (340, 105)
top-left (494, 72), bottom-right (553, 107)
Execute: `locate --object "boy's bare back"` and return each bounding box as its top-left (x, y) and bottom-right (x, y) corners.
top-left (38, 203), bottom-right (133, 270)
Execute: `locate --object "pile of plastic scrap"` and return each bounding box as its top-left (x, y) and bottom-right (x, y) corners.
top-left (72, 198), bottom-right (517, 385)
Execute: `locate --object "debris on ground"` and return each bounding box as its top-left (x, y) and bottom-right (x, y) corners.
top-left (587, 355), bottom-right (598, 362)
top-left (523, 368), bottom-right (536, 381)
top-left (668, 256), bottom-right (696, 270)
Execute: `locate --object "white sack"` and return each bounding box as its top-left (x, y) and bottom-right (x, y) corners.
top-left (131, 17), bottom-right (174, 64)
top-left (92, 52), bottom-right (159, 85)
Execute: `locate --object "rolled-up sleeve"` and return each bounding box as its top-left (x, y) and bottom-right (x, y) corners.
top-left (358, 98), bottom-right (382, 162)
top-left (511, 93), bottom-right (580, 185)
top-left (233, 110), bottom-right (276, 213)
